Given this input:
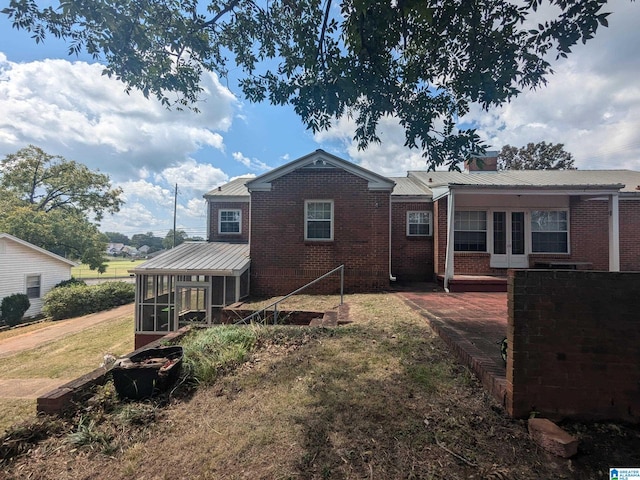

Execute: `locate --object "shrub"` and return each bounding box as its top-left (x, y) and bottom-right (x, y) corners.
top-left (42, 281), bottom-right (135, 320)
top-left (54, 277), bottom-right (87, 289)
top-left (0, 294), bottom-right (31, 326)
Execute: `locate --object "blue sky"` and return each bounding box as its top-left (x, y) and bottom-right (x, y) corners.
top-left (1, 3), bottom-right (639, 239)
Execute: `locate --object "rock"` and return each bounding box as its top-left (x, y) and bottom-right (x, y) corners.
top-left (528, 418), bottom-right (579, 458)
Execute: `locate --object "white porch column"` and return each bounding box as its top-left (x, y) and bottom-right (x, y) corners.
top-left (444, 189), bottom-right (455, 291)
top-left (609, 193), bottom-right (620, 271)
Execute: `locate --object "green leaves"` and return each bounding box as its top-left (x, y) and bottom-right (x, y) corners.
top-left (2, 0), bottom-right (622, 169)
top-left (497, 141), bottom-right (577, 170)
top-left (0, 145), bottom-right (123, 271)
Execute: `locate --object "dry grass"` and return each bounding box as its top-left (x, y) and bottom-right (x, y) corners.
top-left (0, 315), bottom-right (133, 436)
top-left (1, 292), bottom-right (639, 479)
top-left (0, 316), bottom-right (133, 379)
top-left (0, 400), bottom-right (36, 436)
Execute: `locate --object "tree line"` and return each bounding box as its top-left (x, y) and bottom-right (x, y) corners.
top-left (104, 230), bottom-right (204, 255)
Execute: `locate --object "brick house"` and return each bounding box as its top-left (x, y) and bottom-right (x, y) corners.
top-left (131, 149), bottom-right (640, 346)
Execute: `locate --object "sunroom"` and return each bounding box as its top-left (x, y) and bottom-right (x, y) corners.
top-left (129, 242), bottom-right (250, 348)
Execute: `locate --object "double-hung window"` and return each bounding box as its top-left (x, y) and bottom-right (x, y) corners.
top-left (531, 210), bottom-right (568, 253)
top-left (26, 274), bottom-right (41, 299)
top-left (407, 211), bottom-right (432, 236)
top-left (454, 211), bottom-right (487, 251)
top-left (305, 200), bottom-right (333, 241)
top-left (219, 209), bottom-right (241, 234)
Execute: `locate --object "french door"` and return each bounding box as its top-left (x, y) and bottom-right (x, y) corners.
top-left (490, 211), bottom-right (528, 268)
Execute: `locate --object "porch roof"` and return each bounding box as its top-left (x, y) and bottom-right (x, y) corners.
top-left (129, 241), bottom-right (250, 276)
top-left (408, 169), bottom-right (640, 196)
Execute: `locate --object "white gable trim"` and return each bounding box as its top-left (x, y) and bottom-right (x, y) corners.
top-left (246, 150), bottom-right (395, 192)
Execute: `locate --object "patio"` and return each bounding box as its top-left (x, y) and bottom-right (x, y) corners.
top-left (395, 286), bottom-right (508, 406)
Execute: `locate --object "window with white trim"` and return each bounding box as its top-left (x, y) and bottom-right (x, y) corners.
top-left (531, 210), bottom-right (568, 253)
top-left (219, 209), bottom-right (241, 234)
top-left (454, 211), bottom-right (487, 252)
top-left (407, 211), bottom-right (432, 236)
top-left (305, 200), bottom-right (333, 241)
top-left (26, 274), bottom-right (41, 299)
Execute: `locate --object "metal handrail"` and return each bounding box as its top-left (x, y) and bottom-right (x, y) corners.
top-left (235, 264), bottom-right (344, 325)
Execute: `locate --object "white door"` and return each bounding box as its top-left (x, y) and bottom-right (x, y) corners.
top-left (490, 211), bottom-right (528, 268)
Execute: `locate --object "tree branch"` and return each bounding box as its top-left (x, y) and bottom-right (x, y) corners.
top-left (316, 0), bottom-right (333, 65)
top-left (201, 0), bottom-right (242, 29)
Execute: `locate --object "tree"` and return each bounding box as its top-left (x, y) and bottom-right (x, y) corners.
top-left (497, 142), bottom-right (576, 170)
top-left (0, 146), bottom-right (124, 271)
top-left (2, 1), bottom-right (621, 169)
top-left (131, 232), bottom-right (163, 251)
top-left (104, 231), bottom-right (131, 245)
top-left (163, 229), bottom-right (188, 249)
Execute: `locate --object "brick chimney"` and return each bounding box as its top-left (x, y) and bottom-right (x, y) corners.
top-left (466, 151), bottom-right (499, 172)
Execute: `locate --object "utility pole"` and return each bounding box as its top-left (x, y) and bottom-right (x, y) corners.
top-left (173, 183), bottom-right (178, 248)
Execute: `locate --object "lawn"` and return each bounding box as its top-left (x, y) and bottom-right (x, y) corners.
top-left (0, 314), bottom-right (134, 435)
top-left (3, 293), bottom-right (638, 478)
top-left (72, 259), bottom-right (145, 279)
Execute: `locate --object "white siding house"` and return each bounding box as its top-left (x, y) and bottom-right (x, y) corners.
top-left (0, 233), bottom-right (78, 318)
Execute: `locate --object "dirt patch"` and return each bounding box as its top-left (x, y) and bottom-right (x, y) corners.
top-left (1, 293), bottom-right (639, 479)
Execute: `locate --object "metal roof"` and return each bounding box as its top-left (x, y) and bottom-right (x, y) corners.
top-left (203, 177), bottom-right (251, 198)
top-left (129, 242), bottom-right (250, 276)
top-left (408, 170), bottom-right (640, 195)
top-left (389, 177), bottom-right (433, 196)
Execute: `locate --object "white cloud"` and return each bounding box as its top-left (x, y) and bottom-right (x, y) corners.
top-left (232, 151), bottom-right (271, 172)
top-left (315, 115), bottom-right (429, 176)
top-left (315, 2), bottom-right (640, 172)
top-left (0, 54), bottom-right (237, 179)
top-left (461, 2), bottom-right (640, 170)
top-left (156, 159), bottom-right (228, 191)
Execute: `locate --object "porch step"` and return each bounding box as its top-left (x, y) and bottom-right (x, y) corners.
top-left (437, 274), bottom-right (507, 293)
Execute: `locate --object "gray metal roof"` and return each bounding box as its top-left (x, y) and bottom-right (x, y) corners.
top-left (129, 242), bottom-right (250, 276)
top-left (204, 177), bottom-right (251, 198)
top-left (408, 170), bottom-right (640, 195)
top-left (389, 177), bottom-right (433, 196)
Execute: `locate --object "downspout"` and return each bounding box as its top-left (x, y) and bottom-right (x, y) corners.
top-left (444, 189), bottom-right (455, 292)
top-left (389, 197), bottom-right (396, 281)
top-left (609, 193), bottom-right (620, 271)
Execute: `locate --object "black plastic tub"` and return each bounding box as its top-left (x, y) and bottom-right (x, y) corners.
top-left (111, 346), bottom-right (183, 400)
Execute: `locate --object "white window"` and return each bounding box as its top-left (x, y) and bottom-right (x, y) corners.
top-left (407, 211), bottom-right (432, 236)
top-left (531, 210), bottom-right (569, 253)
top-left (26, 274), bottom-right (41, 299)
top-left (219, 209), bottom-right (241, 234)
top-left (454, 211), bottom-right (487, 252)
top-left (305, 200), bottom-right (333, 241)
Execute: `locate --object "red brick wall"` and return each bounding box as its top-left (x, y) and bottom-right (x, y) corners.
top-left (250, 168), bottom-right (391, 295)
top-left (391, 202), bottom-right (434, 281)
top-left (565, 197), bottom-right (609, 269)
top-left (507, 270), bottom-right (640, 421)
top-left (621, 199), bottom-right (640, 270)
top-left (208, 201), bottom-right (250, 243)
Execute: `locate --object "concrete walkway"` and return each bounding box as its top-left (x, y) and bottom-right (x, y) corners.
top-left (0, 304), bottom-right (133, 359)
top-left (0, 304), bottom-right (133, 399)
top-left (395, 289), bottom-right (508, 405)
